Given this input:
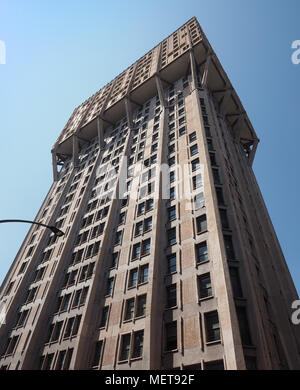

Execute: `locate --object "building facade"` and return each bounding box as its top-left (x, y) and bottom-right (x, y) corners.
top-left (0, 17), bottom-right (300, 370)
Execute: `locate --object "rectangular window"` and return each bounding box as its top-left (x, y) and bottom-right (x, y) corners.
top-left (195, 241), bottom-right (208, 263)
top-left (189, 132), bottom-right (196, 142)
top-left (120, 334), bottom-right (131, 361)
top-left (192, 174), bottom-right (202, 189)
top-left (205, 311), bottom-right (220, 342)
top-left (135, 222), bottom-right (143, 237)
top-left (195, 193), bottom-right (205, 210)
top-left (190, 144), bottom-right (198, 156)
top-left (132, 330), bottom-right (144, 358)
top-left (191, 158), bottom-right (200, 171)
top-left (124, 298), bottom-right (135, 321)
top-left (219, 209), bottom-right (229, 229)
top-left (167, 254), bottom-right (177, 274)
top-left (128, 268), bottom-right (138, 288)
top-left (106, 277), bottom-right (114, 296)
top-left (236, 307), bottom-right (252, 346)
top-left (196, 214), bottom-right (207, 233)
top-left (92, 341), bottom-right (103, 367)
top-left (115, 230), bottom-right (123, 245)
top-left (139, 264), bottom-right (149, 284)
top-left (229, 267), bottom-right (243, 297)
top-left (132, 243), bottom-right (141, 260)
top-left (141, 238), bottom-right (151, 256)
top-left (198, 273), bottom-right (212, 299)
top-left (212, 168), bottom-right (221, 184)
top-left (224, 235), bottom-right (235, 260)
top-left (168, 206), bottom-right (176, 221)
top-left (136, 294), bottom-right (147, 317)
top-left (216, 187), bottom-right (225, 205)
top-left (166, 284), bottom-right (177, 308)
top-left (170, 171), bottom-right (175, 183)
top-left (165, 321), bottom-right (177, 351)
top-left (167, 227), bottom-right (176, 246)
top-left (100, 306), bottom-right (109, 328)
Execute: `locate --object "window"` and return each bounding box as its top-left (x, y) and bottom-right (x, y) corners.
top-left (189, 132), bottom-right (196, 142)
top-left (168, 156), bottom-right (175, 167)
top-left (209, 152), bottom-right (217, 166)
top-left (198, 273), bottom-right (212, 299)
top-left (224, 235), bottom-right (235, 260)
top-left (212, 168), bottom-right (221, 184)
top-left (120, 334), bottom-right (131, 361)
top-left (132, 243), bottom-right (141, 260)
top-left (146, 199), bottom-right (154, 211)
top-left (170, 171), bottom-right (175, 183)
top-left (195, 193), bottom-right (205, 210)
top-left (100, 306), bottom-right (109, 328)
top-left (124, 298), bottom-right (135, 321)
top-left (119, 212), bottom-right (126, 225)
top-left (166, 284), bottom-right (177, 308)
top-left (24, 286), bottom-right (38, 304)
top-left (139, 264), bottom-right (149, 284)
top-left (119, 331), bottom-right (144, 361)
top-left (216, 187), bottom-right (225, 205)
top-left (56, 293), bottom-right (71, 313)
top-left (135, 222), bottom-right (143, 237)
top-left (190, 144), bottom-right (198, 156)
top-left (205, 126), bottom-right (211, 137)
top-left (229, 268), bottom-right (243, 297)
top-left (141, 238), bottom-right (151, 256)
top-left (48, 320), bottom-right (63, 342)
top-left (236, 307), bottom-right (252, 346)
top-left (144, 217), bottom-right (152, 232)
top-left (167, 254), bottom-right (177, 274)
top-left (63, 315), bottom-right (81, 338)
top-left (128, 268), bottom-right (138, 288)
top-left (168, 144), bottom-right (175, 154)
top-left (92, 341), bottom-right (103, 368)
top-left (55, 348), bottom-right (73, 370)
top-left (179, 126), bottom-right (186, 136)
top-left (196, 214), bottom-right (207, 233)
top-left (168, 206), bottom-right (176, 221)
top-left (79, 262), bottom-right (95, 281)
top-left (115, 230), bottom-right (123, 245)
top-left (195, 241), bottom-right (208, 263)
top-left (136, 294), bottom-right (147, 317)
top-left (132, 330), bottom-right (144, 358)
top-left (205, 360), bottom-right (224, 370)
top-left (205, 311), bottom-right (220, 342)
top-left (137, 202), bottom-right (145, 216)
top-left (111, 252), bottom-right (119, 268)
top-left (170, 187), bottom-right (175, 200)
top-left (192, 174), bottom-right (202, 189)
top-left (207, 139), bottom-right (214, 151)
top-left (219, 209), bottom-right (229, 229)
top-left (165, 321), bottom-right (177, 351)
top-left (4, 335), bottom-right (20, 355)
top-left (178, 117), bottom-right (185, 126)
top-left (106, 277), bottom-right (114, 296)
top-left (72, 287), bottom-right (88, 308)
top-left (15, 309), bottom-right (29, 328)
top-left (167, 227), bottom-right (176, 246)
top-left (191, 158), bottom-right (200, 172)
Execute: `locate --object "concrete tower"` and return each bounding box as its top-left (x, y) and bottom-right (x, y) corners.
top-left (1, 17), bottom-right (299, 370)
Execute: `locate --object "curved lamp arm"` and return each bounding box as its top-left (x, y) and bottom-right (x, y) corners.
top-left (0, 219), bottom-right (64, 237)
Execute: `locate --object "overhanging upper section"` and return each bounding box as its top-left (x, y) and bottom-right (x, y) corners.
top-left (52, 17), bottom-right (259, 164)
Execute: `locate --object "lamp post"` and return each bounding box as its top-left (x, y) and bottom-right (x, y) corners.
top-left (0, 219), bottom-right (64, 237)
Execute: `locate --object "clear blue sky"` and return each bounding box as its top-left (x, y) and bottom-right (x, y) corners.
top-left (0, 0), bottom-right (299, 295)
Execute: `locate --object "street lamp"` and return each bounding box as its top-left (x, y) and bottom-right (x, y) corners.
top-left (0, 219), bottom-right (64, 237)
